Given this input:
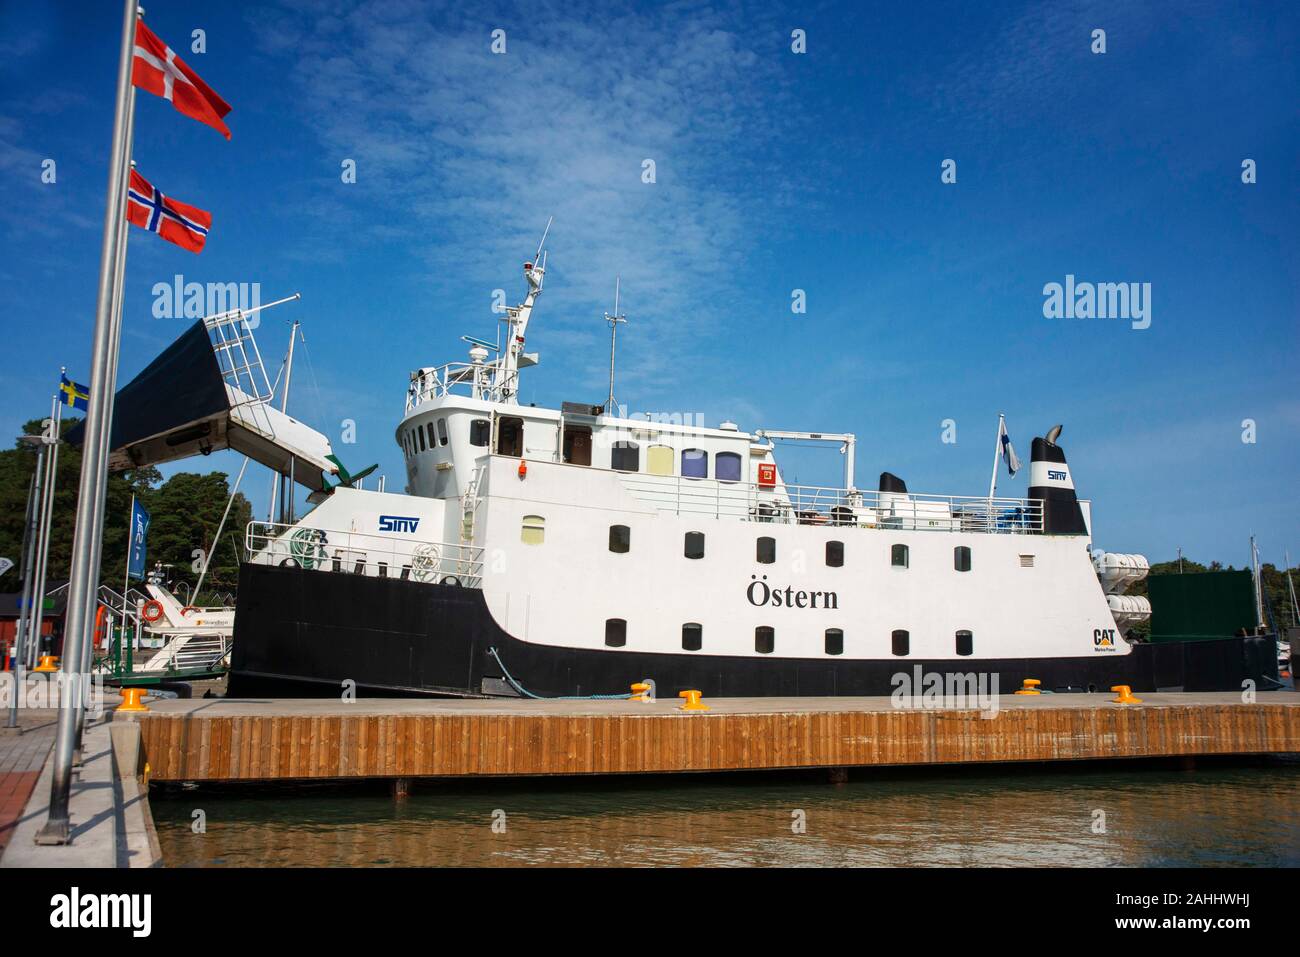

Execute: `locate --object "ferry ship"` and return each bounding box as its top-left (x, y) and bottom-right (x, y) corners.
top-left (86, 238), bottom-right (1275, 699)
top-left (202, 247), bottom-right (1273, 699)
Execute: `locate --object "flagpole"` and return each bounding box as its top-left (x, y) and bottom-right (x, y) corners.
top-left (38, 0), bottom-right (140, 845)
top-left (122, 494), bottom-right (135, 618)
top-left (987, 412), bottom-right (1004, 501)
top-left (72, 47), bottom-right (141, 767)
top-left (6, 458), bottom-right (41, 729)
top-left (27, 397), bottom-right (61, 671)
top-left (16, 456), bottom-right (42, 672)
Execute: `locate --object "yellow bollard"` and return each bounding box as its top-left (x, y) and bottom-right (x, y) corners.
top-left (33, 655), bottom-right (60, 673)
top-left (1013, 678), bottom-right (1041, 695)
top-left (1110, 685), bottom-right (1142, 705)
top-left (117, 687), bottom-right (149, 712)
top-left (678, 689), bottom-right (709, 711)
top-left (629, 681), bottom-right (655, 703)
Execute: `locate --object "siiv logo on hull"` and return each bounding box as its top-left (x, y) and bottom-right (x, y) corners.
top-left (378, 515), bottom-right (420, 533)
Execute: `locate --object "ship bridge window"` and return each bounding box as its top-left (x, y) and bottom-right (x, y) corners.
top-left (826, 541), bottom-right (844, 567)
top-left (609, 524), bottom-right (630, 553)
top-left (956, 630), bottom-right (973, 656)
top-left (716, 451), bottom-right (742, 483)
top-left (647, 445), bottom-right (674, 475)
top-left (684, 531), bottom-right (705, 560)
top-left (891, 629), bottom-right (910, 656)
top-left (521, 515), bottom-right (545, 545)
top-left (470, 419), bottom-right (490, 447)
top-left (605, 618), bottom-right (627, 647)
top-left (682, 623), bottom-right (702, 651)
top-left (418, 424), bottom-right (427, 452)
top-left (891, 544), bottom-right (909, 568)
top-left (756, 536), bottom-right (776, 564)
top-left (497, 416), bottom-right (524, 457)
top-left (563, 424), bottom-right (592, 466)
top-left (425, 422), bottom-right (436, 450)
top-left (611, 441), bottom-right (639, 472)
top-left (437, 418), bottom-right (449, 446)
top-left (755, 626), bottom-right (775, 654)
top-left (954, 546), bottom-right (971, 572)
top-left (825, 628), bottom-right (844, 656)
top-left (682, 448), bottom-right (708, 479)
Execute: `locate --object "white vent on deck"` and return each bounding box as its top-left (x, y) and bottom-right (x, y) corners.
top-left (1019, 554), bottom-right (1035, 568)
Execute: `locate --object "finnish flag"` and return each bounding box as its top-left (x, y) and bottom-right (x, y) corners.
top-left (999, 418), bottom-right (1021, 476)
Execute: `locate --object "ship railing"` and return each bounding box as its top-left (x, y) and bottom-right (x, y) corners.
top-left (406, 362), bottom-right (497, 410)
top-left (617, 474), bottom-right (1045, 533)
top-left (245, 521), bottom-right (486, 588)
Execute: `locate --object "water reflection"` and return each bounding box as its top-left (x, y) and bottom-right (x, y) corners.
top-left (153, 761), bottom-right (1300, 867)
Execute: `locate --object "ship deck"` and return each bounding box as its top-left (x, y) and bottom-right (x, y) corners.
top-left (126, 691), bottom-right (1300, 783)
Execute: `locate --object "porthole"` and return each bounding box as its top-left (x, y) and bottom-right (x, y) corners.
top-left (891, 629), bottom-right (910, 656)
top-left (954, 546), bottom-right (971, 572)
top-left (755, 626), bottom-right (775, 655)
top-left (825, 628), bottom-right (844, 656)
top-left (605, 618), bottom-right (627, 647)
top-left (891, 544), bottom-right (909, 568)
top-left (682, 623), bottom-right (702, 651)
top-left (684, 531), bottom-right (705, 560)
top-left (757, 536), bottom-right (776, 564)
top-left (609, 524), bottom-right (631, 554)
top-left (826, 541), bottom-right (844, 567)
top-left (956, 630), bottom-right (973, 656)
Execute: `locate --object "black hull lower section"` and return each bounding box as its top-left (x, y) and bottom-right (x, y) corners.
top-left (229, 563), bottom-right (1280, 699)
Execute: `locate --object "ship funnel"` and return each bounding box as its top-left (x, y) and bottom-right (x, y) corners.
top-left (1028, 428), bottom-right (1087, 535)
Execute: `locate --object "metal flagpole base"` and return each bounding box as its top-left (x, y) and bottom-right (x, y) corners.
top-left (34, 819), bottom-right (71, 845)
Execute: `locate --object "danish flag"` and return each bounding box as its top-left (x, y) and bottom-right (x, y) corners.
top-left (126, 169), bottom-right (212, 253)
top-left (131, 21), bottom-right (232, 139)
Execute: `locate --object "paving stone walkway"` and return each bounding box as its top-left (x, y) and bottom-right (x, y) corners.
top-left (0, 711), bottom-right (58, 854)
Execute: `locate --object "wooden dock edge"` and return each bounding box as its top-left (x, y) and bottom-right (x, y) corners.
top-left (133, 702), bottom-right (1300, 783)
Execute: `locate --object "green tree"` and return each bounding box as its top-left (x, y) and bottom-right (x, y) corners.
top-left (0, 417), bottom-right (159, 590)
top-left (140, 471), bottom-right (251, 603)
top-left (0, 420), bottom-right (250, 606)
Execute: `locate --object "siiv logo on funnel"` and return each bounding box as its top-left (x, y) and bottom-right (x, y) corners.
top-left (378, 515), bottom-right (420, 533)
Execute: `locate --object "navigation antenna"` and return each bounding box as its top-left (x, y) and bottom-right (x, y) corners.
top-left (605, 276), bottom-right (627, 414)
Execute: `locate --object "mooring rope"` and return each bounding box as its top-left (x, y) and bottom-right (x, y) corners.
top-left (486, 646), bottom-right (634, 700)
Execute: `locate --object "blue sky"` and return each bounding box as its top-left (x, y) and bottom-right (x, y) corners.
top-left (1, 0), bottom-right (1296, 566)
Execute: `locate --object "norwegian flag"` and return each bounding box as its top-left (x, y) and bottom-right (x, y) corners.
top-left (126, 169), bottom-right (212, 253)
top-left (131, 21), bottom-right (232, 139)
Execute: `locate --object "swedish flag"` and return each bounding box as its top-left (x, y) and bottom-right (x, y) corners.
top-left (60, 373), bottom-right (89, 412)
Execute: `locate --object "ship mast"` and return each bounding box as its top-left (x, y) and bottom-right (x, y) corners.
top-left (605, 276), bottom-right (626, 413)
top-left (492, 218), bottom-right (551, 404)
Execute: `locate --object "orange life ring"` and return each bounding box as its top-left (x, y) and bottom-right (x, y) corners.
top-left (180, 605), bottom-right (198, 617)
top-left (141, 600), bottom-right (166, 624)
top-left (94, 605), bottom-right (107, 648)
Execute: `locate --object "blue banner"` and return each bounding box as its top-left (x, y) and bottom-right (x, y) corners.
top-left (127, 499), bottom-right (151, 581)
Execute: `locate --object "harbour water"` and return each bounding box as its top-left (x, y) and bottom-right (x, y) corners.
top-left (153, 759), bottom-right (1300, 867)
